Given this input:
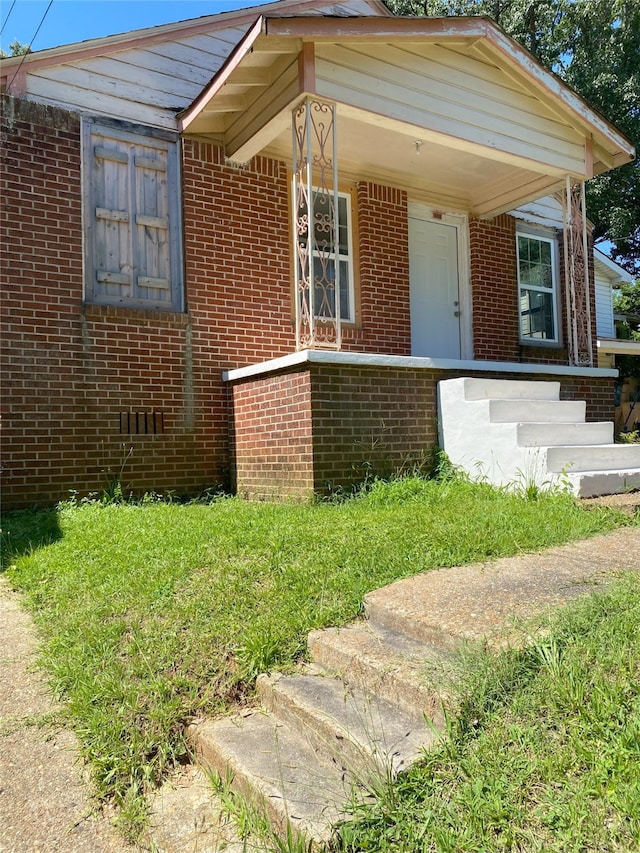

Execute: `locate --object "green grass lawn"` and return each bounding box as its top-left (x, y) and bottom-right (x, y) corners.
top-left (0, 478), bottom-right (636, 839)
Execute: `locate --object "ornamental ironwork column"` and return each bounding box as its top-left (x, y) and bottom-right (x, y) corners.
top-left (292, 98), bottom-right (341, 350)
top-left (559, 177), bottom-right (593, 367)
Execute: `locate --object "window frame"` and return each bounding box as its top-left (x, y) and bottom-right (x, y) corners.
top-left (82, 118), bottom-right (184, 314)
top-left (291, 180), bottom-right (360, 327)
top-left (516, 229), bottom-right (561, 346)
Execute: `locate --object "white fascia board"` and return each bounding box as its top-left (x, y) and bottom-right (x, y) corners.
top-left (594, 249), bottom-right (634, 285)
top-left (223, 349), bottom-right (618, 381)
top-left (597, 339), bottom-right (640, 356)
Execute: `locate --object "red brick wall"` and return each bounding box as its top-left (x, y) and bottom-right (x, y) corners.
top-left (1, 99), bottom-right (228, 507)
top-left (351, 182), bottom-right (411, 354)
top-left (472, 212), bottom-right (598, 367)
top-left (230, 363), bottom-right (615, 498)
top-left (230, 371), bottom-right (314, 498)
top-left (470, 213), bottom-right (521, 362)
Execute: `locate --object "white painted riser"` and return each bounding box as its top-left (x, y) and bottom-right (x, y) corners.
top-left (517, 422), bottom-right (613, 447)
top-left (568, 470), bottom-right (640, 498)
top-left (488, 399), bottom-right (586, 424)
top-left (438, 377), bottom-right (640, 498)
top-left (547, 443), bottom-right (640, 473)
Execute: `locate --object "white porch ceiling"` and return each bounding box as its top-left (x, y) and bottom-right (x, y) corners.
top-left (179, 15), bottom-right (635, 218)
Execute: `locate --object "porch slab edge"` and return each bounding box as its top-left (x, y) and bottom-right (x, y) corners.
top-left (223, 349), bottom-right (618, 382)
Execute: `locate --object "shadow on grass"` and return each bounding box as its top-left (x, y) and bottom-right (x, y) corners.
top-left (0, 508), bottom-right (63, 573)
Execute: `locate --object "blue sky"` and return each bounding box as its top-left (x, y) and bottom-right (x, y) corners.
top-left (0, 0), bottom-right (261, 53)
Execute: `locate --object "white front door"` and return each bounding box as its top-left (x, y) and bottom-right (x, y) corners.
top-left (409, 215), bottom-right (461, 358)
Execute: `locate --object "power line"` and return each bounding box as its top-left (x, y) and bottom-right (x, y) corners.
top-left (6, 0), bottom-right (54, 92)
top-left (1, 1), bottom-right (17, 37)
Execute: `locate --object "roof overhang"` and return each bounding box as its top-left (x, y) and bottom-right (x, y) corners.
top-left (179, 15), bottom-right (635, 217)
top-left (594, 248), bottom-right (634, 285)
top-left (597, 339), bottom-right (640, 357)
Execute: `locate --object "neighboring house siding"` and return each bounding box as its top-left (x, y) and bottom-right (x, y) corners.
top-left (595, 272), bottom-right (615, 339)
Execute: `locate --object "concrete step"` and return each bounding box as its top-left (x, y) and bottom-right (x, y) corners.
top-left (257, 670), bottom-right (438, 783)
top-left (460, 377), bottom-right (560, 401)
top-left (363, 550), bottom-right (625, 650)
top-left (146, 766), bottom-right (266, 853)
top-left (307, 622), bottom-right (449, 726)
top-left (488, 399), bottom-right (586, 424)
top-left (517, 421), bottom-right (613, 447)
top-left (568, 468), bottom-right (640, 498)
top-left (546, 443), bottom-right (640, 473)
top-left (187, 712), bottom-right (348, 844)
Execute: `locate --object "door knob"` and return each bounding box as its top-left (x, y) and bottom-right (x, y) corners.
top-left (454, 310), bottom-right (461, 317)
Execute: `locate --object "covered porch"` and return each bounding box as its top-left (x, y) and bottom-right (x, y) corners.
top-left (180, 14), bottom-right (634, 497)
top-left (180, 14), bottom-right (633, 368)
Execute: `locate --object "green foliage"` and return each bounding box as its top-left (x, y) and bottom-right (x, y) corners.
top-left (337, 576), bottom-right (640, 852)
top-left (1, 483), bottom-right (631, 838)
top-left (0, 39), bottom-right (31, 57)
top-left (385, 0), bottom-right (640, 275)
top-left (614, 279), bottom-right (640, 327)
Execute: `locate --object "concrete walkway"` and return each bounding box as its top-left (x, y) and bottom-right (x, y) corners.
top-left (0, 578), bottom-right (136, 853)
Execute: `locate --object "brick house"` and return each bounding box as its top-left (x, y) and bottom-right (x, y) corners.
top-left (1, 0), bottom-right (636, 508)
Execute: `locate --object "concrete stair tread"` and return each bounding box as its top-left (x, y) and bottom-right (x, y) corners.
top-left (188, 712), bottom-right (348, 842)
top-left (460, 377), bottom-right (560, 401)
top-left (257, 671), bottom-right (438, 778)
top-left (439, 377), bottom-right (636, 497)
top-left (307, 622), bottom-right (450, 725)
top-left (364, 531), bottom-right (640, 648)
top-left (546, 443), bottom-right (640, 472)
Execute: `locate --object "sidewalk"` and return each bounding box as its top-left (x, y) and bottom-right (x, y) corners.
top-left (0, 579), bottom-right (136, 853)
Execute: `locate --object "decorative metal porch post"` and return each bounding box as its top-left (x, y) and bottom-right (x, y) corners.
top-left (559, 177), bottom-right (594, 367)
top-left (292, 98), bottom-right (341, 350)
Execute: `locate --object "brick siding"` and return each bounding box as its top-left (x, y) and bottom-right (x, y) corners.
top-left (230, 371), bottom-right (314, 498)
top-left (1, 95), bottom-right (611, 507)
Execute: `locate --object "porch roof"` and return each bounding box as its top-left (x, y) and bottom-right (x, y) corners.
top-left (179, 15), bottom-right (635, 218)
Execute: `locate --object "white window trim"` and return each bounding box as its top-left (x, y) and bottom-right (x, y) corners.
top-left (296, 186), bottom-right (356, 325)
top-left (516, 229), bottom-right (561, 346)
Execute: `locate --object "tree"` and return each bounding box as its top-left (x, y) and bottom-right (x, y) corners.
top-left (0, 39), bottom-right (31, 58)
top-left (614, 280), bottom-right (640, 333)
top-left (386, 0), bottom-right (640, 275)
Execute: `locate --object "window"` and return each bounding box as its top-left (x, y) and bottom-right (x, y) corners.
top-left (83, 121), bottom-right (183, 312)
top-left (297, 189), bottom-right (356, 324)
top-left (517, 232), bottom-right (559, 343)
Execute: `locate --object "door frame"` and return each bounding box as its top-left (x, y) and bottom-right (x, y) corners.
top-left (408, 202), bottom-right (473, 360)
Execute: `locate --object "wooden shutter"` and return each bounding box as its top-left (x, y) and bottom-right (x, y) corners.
top-left (84, 122), bottom-right (182, 311)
